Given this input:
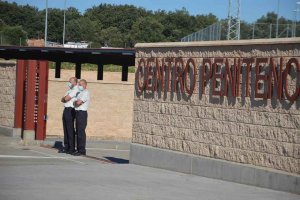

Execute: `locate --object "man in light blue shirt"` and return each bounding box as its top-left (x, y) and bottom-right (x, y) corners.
top-left (59, 77), bottom-right (78, 154)
top-left (73, 79), bottom-right (90, 156)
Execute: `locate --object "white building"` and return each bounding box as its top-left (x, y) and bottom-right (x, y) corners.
top-left (63, 41), bottom-right (89, 48)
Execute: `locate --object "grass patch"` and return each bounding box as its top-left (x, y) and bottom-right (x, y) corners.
top-left (49, 62), bottom-right (135, 73)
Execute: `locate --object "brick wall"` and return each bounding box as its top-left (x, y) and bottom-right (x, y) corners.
top-left (0, 61), bottom-right (16, 128)
top-left (132, 38), bottom-right (300, 174)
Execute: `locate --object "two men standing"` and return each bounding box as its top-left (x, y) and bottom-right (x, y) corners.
top-left (60, 77), bottom-right (90, 156)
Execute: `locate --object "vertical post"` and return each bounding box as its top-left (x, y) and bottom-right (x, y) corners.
top-left (36, 61), bottom-right (49, 140)
top-left (44, 0), bottom-right (48, 46)
top-left (227, 0), bottom-right (231, 40)
top-left (55, 61), bottom-right (61, 78)
top-left (121, 65), bottom-right (128, 82)
top-left (14, 60), bottom-right (26, 137)
top-left (252, 23), bottom-right (255, 39)
top-left (23, 60), bottom-right (37, 141)
top-left (276, 0), bottom-right (280, 38)
top-left (269, 24), bottom-right (272, 38)
top-left (75, 62), bottom-right (81, 79)
top-left (63, 0), bottom-right (67, 45)
top-left (97, 63), bottom-right (103, 80)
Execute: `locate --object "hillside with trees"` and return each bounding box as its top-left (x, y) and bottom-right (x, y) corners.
top-left (0, 1), bottom-right (296, 47)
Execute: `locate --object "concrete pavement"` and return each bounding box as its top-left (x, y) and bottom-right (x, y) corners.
top-left (0, 135), bottom-right (299, 200)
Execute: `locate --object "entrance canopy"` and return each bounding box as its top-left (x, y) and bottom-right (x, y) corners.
top-left (0, 46), bottom-right (135, 81)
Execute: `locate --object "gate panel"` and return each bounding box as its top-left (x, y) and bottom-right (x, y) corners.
top-left (23, 60), bottom-right (36, 131)
top-left (36, 61), bottom-right (49, 140)
top-left (14, 60), bottom-right (26, 129)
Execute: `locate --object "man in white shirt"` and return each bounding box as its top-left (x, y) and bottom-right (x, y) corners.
top-left (73, 79), bottom-right (90, 156)
top-left (59, 77), bottom-right (79, 154)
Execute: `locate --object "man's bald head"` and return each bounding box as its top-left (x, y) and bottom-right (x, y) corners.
top-left (69, 77), bottom-right (78, 87)
top-left (79, 79), bottom-right (87, 89)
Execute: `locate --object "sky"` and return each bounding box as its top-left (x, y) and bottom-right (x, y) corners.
top-left (6, 0), bottom-right (300, 23)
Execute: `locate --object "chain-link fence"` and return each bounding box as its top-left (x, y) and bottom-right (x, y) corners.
top-left (181, 22), bottom-right (223, 42)
top-left (1, 22), bottom-right (299, 46)
top-left (181, 22), bottom-right (300, 42)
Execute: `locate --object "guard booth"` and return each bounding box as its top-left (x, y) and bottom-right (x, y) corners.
top-left (14, 60), bottom-right (49, 140)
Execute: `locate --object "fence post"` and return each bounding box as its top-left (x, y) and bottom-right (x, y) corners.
top-left (252, 23), bottom-right (255, 39)
top-left (218, 22), bottom-right (222, 40)
top-left (269, 24), bottom-right (272, 38)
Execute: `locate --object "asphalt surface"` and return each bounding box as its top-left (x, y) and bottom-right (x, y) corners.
top-left (0, 135), bottom-right (299, 200)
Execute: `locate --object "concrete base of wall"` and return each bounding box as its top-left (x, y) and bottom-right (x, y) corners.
top-left (130, 143), bottom-right (300, 194)
top-left (0, 126), bottom-right (13, 137)
top-left (23, 130), bottom-right (35, 141)
top-left (12, 128), bottom-right (22, 138)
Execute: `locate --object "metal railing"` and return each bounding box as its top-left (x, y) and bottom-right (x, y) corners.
top-left (181, 22), bottom-right (300, 42)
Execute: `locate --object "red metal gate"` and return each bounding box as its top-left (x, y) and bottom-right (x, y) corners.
top-left (14, 60), bottom-right (49, 140)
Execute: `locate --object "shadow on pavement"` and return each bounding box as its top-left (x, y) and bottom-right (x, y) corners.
top-left (104, 157), bottom-right (129, 164)
top-left (53, 141), bottom-right (63, 150)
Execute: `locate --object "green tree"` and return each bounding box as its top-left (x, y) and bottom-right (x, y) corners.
top-left (0, 1), bottom-right (42, 39)
top-left (47, 8), bottom-right (64, 42)
top-left (194, 13), bottom-right (218, 30)
top-left (97, 27), bottom-right (124, 47)
top-left (66, 17), bottom-right (100, 42)
top-left (1, 25), bottom-right (27, 45)
top-left (254, 12), bottom-right (293, 38)
top-left (239, 21), bottom-right (252, 39)
top-left (66, 7), bottom-right (81, 21)
top-left (130, 16), bottom-right (165, 44)
top-left (84, 4), bottom-right (148, 32)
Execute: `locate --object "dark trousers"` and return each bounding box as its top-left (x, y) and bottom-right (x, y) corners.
top-left (75, 110), bottom-right (87, 153)
top-left (62, 107), bottom-right (75, 152)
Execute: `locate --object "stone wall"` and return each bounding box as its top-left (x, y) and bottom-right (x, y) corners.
top-left (47, 69), bottom-right (134, 140)
top-left (132, 38), bottom-right (300, 174)
top-left (0, 61), bottom-right (16, 128)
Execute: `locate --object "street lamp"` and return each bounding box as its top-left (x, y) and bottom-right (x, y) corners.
top-left (63, 0), bottom-right (67, 46)
top-left (276, 0), bottom-right (280, 38)
top-left (44, 0), bottom-right (48, 47)
top-left (293, 1), bottom-right (300, 37)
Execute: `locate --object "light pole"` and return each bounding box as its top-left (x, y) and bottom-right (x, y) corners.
top-left (293, 2), bottom-right (300, 37)
top-left (276, 0), bottom-right (280, 38)
top-left (63, 0), bottom-right (67, 45)
top-left (44, 0), bottom-right (48, 46)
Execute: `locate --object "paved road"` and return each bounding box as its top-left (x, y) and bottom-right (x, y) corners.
top-left (0, 135), bottom-right (299, 200)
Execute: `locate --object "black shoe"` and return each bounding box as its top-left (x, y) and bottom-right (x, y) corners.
top-left (58, 149), bottom-right (67, 153)
top-left (67, 150), bottom-right (75, 155)
top-left (72, 151), bottom-right (86, 156)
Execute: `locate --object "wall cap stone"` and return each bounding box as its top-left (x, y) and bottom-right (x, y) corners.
top-left (135, 37), bottom-right (300, 48)
top-left (0, 60), bottom-right (16, 67)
